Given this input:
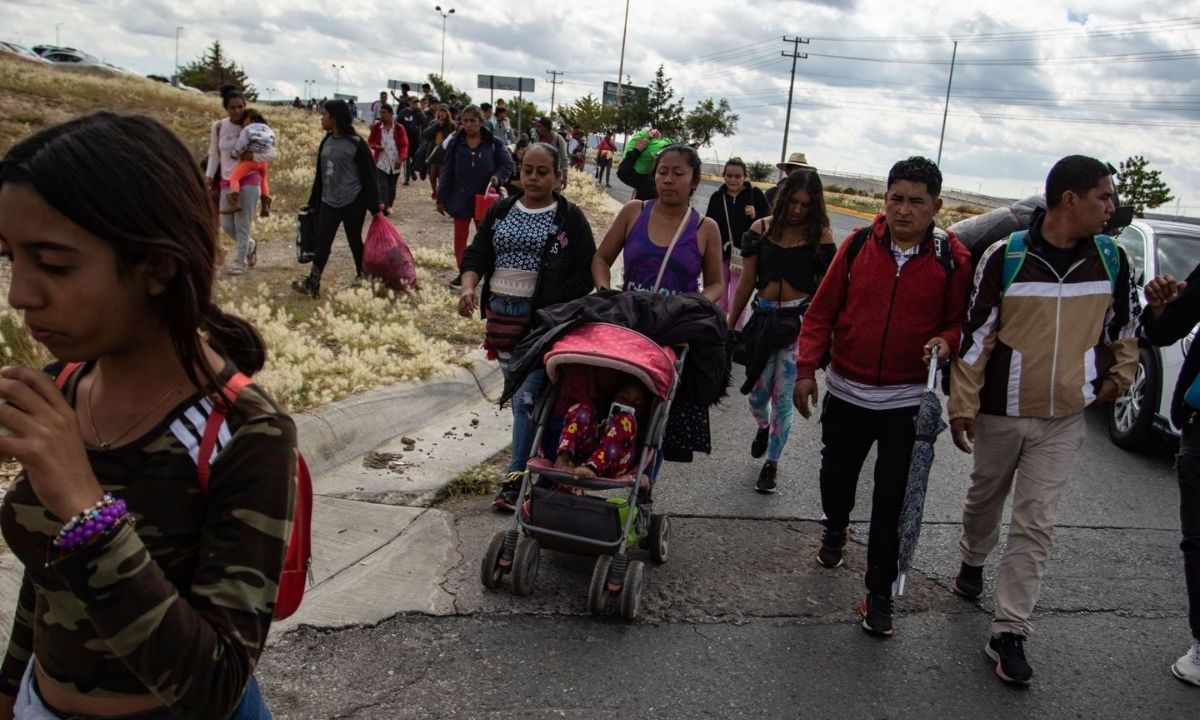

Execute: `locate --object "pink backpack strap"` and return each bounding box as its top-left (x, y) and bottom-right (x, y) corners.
top-left (196, 373), bottom-right (254, 492)
top-left (54, 363), bottom-right (85, 391)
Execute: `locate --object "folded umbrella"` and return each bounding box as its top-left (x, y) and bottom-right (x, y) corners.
top-left (894, 347), bottom-right (947, 597)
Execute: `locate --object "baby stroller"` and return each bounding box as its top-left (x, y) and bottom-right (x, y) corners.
top-left (480, 323), bottom-right (688, 620)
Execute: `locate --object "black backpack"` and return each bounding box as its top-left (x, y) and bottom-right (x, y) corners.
top-left (843, 226), bottom-right (957, 280)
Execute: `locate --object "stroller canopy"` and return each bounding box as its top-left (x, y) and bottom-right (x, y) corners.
top-left (544, 323), bottom-right (678, 400)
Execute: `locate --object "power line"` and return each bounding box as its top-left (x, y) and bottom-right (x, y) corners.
top-left (806, 47), bottom-right (1200, 66)
top-left (805, 15), bottom-right (1200, 43)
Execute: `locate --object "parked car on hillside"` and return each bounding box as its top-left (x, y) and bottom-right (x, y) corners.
top-left (1109, 218), bottom-right (1200, 451)
top-left (0, 42), bottom-right (52, 65)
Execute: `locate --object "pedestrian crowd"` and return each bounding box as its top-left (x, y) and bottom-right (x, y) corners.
top-left (0, 74), bottom-right (1193, 720)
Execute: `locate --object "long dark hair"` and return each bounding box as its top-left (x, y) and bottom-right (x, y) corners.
top-left (0, 112), bottom-right (266, 396)
top-left (324, 99), bottom-right (359, 138)
top-left (770, 169), bottom-right (829, 247)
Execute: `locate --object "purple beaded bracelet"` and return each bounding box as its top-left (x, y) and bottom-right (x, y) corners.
top-left (55, 495), bottom-right (128, 552)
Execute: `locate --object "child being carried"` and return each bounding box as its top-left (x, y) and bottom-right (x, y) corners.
top-left (227, 109), bottom-right (275, 217)
top-left (555, 380), bottom-right (650, 480)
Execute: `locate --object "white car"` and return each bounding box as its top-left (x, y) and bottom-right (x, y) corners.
top-left (1109, 218), bottom-right (1200, 451)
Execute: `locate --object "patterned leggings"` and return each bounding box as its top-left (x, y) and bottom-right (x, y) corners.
top-left (557, 402), bottom-right (639, 478)
top-left (747, 346), bottom-right (798, 463)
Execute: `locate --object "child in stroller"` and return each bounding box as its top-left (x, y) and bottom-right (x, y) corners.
top-left (554, 380), bottom-right (651, 481)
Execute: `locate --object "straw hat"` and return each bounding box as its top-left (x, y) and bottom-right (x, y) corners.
top-left (776, 152), bottom-right (815, 172)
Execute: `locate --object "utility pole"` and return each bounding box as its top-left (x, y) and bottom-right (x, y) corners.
top-left (55, 23), bottom-right (61, 46)
top-left (615, 0), bottom-right (630, 117)
top-left (780, 36), bottom-right (809, 166)
top-left (935, 40), bottom-right (958, 167)
top-left (174, 26), bottom-right (183, 84)
top-left (547, 69), bottom-right (564, 118)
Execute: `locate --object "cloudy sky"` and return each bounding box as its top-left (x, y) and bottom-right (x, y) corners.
top-left (5, 0), bottom-right (1199, 213)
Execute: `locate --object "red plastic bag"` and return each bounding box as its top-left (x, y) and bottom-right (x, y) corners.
top-left (364, 213), bottom-right (419, 292)
top-left (474, 185), bottom-right (500, 224)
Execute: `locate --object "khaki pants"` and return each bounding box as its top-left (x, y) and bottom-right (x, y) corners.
top-left (959, 412), bottom-right (1086, 637)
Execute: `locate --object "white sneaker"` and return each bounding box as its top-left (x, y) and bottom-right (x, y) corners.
top-left (1171, 640), bottom-right (1200, 686)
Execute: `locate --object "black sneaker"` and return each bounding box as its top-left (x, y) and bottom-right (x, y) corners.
top-left (859, 593), bottom-right (894, 636)
top-left (491, 481), bottom-right (519, 512)
top-left (449, 275), bottom-right (463, 291)
top-left (755, 462), bottom-right (777, 494)
top-left (986, 632), bottom-right (1033, 684)
top-left (953, 562), bottom-right (984, 600)
top-left (816, 527), bottom-right (848, 568)
top-left (750, 427), bottom-right (769, 459)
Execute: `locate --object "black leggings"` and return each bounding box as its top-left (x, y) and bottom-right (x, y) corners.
top-left (315, 194), bottom-right (368, 275)
top-left (376, 169), bottom-right (399, 208)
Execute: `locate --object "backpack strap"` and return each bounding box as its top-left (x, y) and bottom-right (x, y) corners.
top-left (1002, 230), bottom-right (1030, 294)
top-left (1093, 234), bottom-right (1121, 294)
top-left (843, 226), bottom-right (873, 279)
top-left (931, 227), bottom-right (956, 277)
top-left (196, 372), bottom-right (255, 492)
top-left (54, 363), bottom-right (86, 391)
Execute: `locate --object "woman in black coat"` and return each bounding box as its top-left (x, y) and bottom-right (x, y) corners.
top-left (457, 142), bottom-right (596, 511)
top-left (704, 157), bottom-right (769, 317)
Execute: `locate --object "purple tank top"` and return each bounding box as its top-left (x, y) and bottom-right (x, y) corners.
top-left (621, 200), bottom-right (703, 295)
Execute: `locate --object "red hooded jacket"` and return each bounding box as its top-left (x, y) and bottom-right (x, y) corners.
top-left (367, 121), bottom-right (410, 167)
top-left (796, 213), bottom-right (972, 386)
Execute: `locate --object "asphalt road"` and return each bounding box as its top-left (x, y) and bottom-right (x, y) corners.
top-left (257, 173), bottom-right (1193, 718)
top-left (260, 365), bottom-right (1191, 718)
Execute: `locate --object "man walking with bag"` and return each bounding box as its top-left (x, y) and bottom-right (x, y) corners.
top-left (948, 155), bottom-right (1139, 685)
top-left (794, 156), bottom-right (972, 637)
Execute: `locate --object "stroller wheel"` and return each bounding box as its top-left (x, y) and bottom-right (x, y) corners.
top-left (480, 531), bottom-right (507, 590)
top-left (511, 538), bottom-right (540, 596)
top-left (587, 555), bottom-right (614, 615)
top-left (649, 514), bottom-right (671, 564)
top-left (618, 560), bottom-right (646, 621)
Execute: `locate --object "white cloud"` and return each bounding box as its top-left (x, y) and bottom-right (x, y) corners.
top-left (3, 0), bottom-right (1199, 212)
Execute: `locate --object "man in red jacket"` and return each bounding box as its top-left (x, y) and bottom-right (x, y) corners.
top-left (793, 156), bottom-right (972, 636)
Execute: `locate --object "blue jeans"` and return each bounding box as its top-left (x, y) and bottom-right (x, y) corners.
top-left (229, 676), bottom-right (272, 719)
top-left (489, 295), bottom-right (546, 475)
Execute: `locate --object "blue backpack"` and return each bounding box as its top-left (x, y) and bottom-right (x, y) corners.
top-left (1000, 230), bottom-right (1121, 294)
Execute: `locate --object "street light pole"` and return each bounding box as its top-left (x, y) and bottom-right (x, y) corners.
top-left (434, 5), bottom-right (456, 78)
top-left (331, 64), bottom-right (345, 95)
top-left (174, 26), bottom-right (183, 84)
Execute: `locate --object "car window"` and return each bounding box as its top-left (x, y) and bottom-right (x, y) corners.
top-left (48, 53), bottom-right (78, 62)
top-left (1116, 226), bottom-right (1147, 284)
top-left (1155, 233), bottom-right (1200, 282)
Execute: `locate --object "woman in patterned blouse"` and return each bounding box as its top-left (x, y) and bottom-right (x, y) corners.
top-left (457, 142), bottom-right (597, 511)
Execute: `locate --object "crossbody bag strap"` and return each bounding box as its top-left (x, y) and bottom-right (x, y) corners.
top-left (721, 193), bottom-right (734, 253)
top-left (651, 206), bottom-right (694, 294)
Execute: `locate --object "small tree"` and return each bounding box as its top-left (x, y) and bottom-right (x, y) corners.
top-left (1117, 155), bottom-right (1174, 217)
top-left (503, 96), bottom-right (544, 139)
top-left (559, 93), bottom-right (617, 135)
top-left (427, 74), bottom-right (471, 106)
top-left (685, 98), bottom-right (739, 148)
top-left (179, 40), bottom-right (257, 99)
top-left (747, 161), bottom-right (774, 182)
top-left (613, 94), bottom-right (651, 135)
top-left (646, 65), bottom-right (686, 139)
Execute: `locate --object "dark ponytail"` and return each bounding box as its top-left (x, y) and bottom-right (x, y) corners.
top-left (324, 99), bottom-right (359, 138)
top-left (0, 112), bottom-right (268, 396)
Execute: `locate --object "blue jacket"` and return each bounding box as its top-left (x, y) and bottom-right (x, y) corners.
top-left (436, 128), bottom-right (515, 219)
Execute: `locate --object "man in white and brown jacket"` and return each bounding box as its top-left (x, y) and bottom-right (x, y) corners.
top-left (948, 155), bottom-right (1139, 686)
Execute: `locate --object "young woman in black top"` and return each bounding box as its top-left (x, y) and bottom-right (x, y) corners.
top-left (728, 169), bottom-right (834, 493)
top-left (704, 158), bottom-right (769, 316)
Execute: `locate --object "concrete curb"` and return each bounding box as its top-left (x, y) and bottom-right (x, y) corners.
top-left (295, 350), bottom-right (504, 477)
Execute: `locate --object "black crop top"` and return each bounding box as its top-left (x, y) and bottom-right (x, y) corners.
top-left (740, 229), bottom-right (836, 294)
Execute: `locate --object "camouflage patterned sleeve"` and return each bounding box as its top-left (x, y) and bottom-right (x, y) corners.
top-left (0, 572), bottom-right (36, 696)
top-left (49, 412), bottom-right (296, 719)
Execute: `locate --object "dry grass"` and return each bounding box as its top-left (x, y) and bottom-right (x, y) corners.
top-left (0, 56), bottom-right (620, 412)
